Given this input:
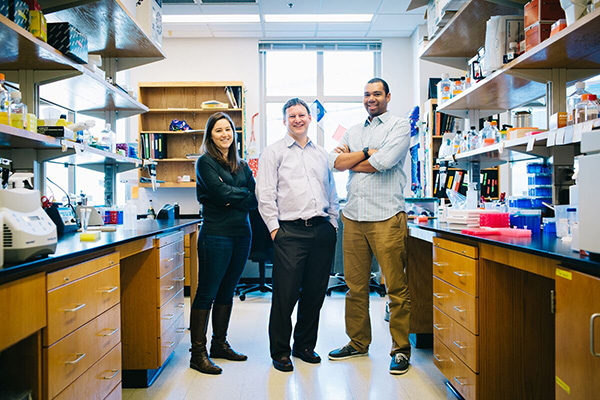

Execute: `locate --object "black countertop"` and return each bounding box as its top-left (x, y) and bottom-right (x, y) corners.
top-left (409, 221), bottom-right (600, 278)
top-left (0, 218), bottom-right (201, 285)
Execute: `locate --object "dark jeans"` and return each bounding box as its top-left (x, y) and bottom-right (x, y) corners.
top-left (269, 220), bottom-right (337, 358)
top-left (191, 230), bottom-right (252, 310)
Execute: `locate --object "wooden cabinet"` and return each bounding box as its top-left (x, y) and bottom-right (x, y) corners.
top-left (120, 230), bottom-right (186, 385)
top-left (555, 268), bottom-right (600, 399)
top-left (432, 238), bottom-right (479, 400)
top-left (44, 252), bottom-right (122, 400)
top-left (138, 81), bottom-right (245, 188)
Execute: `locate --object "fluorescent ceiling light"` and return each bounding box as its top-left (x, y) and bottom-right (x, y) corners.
top-left (163, 14), bottom-right (260, 23)
top-left (264, 14), bottom-right (373, 23)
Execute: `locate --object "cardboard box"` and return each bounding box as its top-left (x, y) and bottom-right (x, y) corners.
top-left (9, 0), bottom-right (29, 30)
top-left (28, 10), bottom-right (46, 42)
top-left (549, 112), bottom-right (567, 130)
top-left (524, 0), bottom-right (565, 29)
top-left (524, 21), bottom-right (552, 51)
top-left (136, 0), bottom-right (162, 47)
top-left (26, 113), bottom-right (37, 133)
top-left (47, 22), bottom-right (88, 63)
top-left (38, 125), bottom-right (76, 141)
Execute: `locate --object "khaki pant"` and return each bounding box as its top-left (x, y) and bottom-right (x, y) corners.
top-left (342, 211), bottom-right (411, 357)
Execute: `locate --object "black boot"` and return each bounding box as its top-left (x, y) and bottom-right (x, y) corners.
top-left (190, 308), bottom-right (222, 374)
top-left (210, 304), bottom-right (248, 361)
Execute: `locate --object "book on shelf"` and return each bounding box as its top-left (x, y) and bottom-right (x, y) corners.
top-left (201, 100), bottom-right (229, 109)
top-left (140, 133), bottom-right (167, 159)
top-left (224, 86), bottom-right (238, 109)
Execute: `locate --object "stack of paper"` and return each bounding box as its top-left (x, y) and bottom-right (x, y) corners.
top-left (446, 209), bottom-right (483, 230)
top-left (201, 100), bottom-right (229, 109)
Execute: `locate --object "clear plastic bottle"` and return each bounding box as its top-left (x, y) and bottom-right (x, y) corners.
top-left (575, 94), bottom-right (596, 124)
top-left (147, 199), bottom-right (156, 219)
top-left (567, 82), bottom-right (590, 125)
top-left (584, 94), bottom-right (599, 122)
top-left (99, 123), bottom-right (116, 152)
top-left (451, 80), bottom-right (463, 97)
top-left (452, 130), bottom-right (464, 154)
top-left (480, 121), bottom-right (494, 146)
top-left (437, 73), bottom-right (452, 105)
top-left (9, 91), bottom-right (27, 130)
top-left (0, 73), bottom-right (10, 126)
top-left (490, 121), bottom-right (501, 143)
top-left (466, 126), bottom-right (480, 151)
top-left (123, 200), bottom-right (138, 230)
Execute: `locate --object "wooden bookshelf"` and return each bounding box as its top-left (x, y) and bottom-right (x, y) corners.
top-left (138, 82), bottom-right (245, 187)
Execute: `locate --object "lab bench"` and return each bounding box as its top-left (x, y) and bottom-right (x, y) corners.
top-left (0, 218), bottom-right (200, 399)
top-left (407, 221), bottom-right (600, 400)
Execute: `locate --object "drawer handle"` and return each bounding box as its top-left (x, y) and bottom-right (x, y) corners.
top-left (100, 328), bottom-right (119, 337)
top-left (453, 376), bottom-right (467, 386)
top-left (453, 306), bottom-right (466, 313)
top-left (433, 293), bottom-right (448, 299)
top-left (108, 260), bottom-right (115, 265)
top-left (433, 262), bottom-right (448, 267)
top-left (98, 286), bottom-right (118, 294)
top-left (177, 302), bottom-right (185, 309)
top-left (65, 353), bottom-right (86, 364)
top-left (176, 327), bottom-right (186, 333)
top-left (591, 313), bottom-right (600, 357)
top-left (163, 341), bottom-right (176, 348)
top-left (174, 276), bottom-right (186, 282)
top-left (61, 303), bottom-right (86, 312)
top-left (164, 257), bottom-right (175, 262)
top-left (453, 271), bottom-right (470, 278)
top-left (102, 369), bottom-right (120, 380)
top-left (461, 250), bottom-right (467, 254)
top-left (453, 341), bottom-right (467, 350)
top-left (433, 354), bottom-right (446, 362)
top-left (433, 324), bottom-right (445, 331)
top-left (178, 251), bottom-right (186, 256)
top-left (162, 285), bottom-right (175, 291)
top-left (162, 314), bottom-right (175, 320)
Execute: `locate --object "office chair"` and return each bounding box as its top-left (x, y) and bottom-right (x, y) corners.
top-left (238, 209), bottom-right (273, 301)
top-left (326, 213), bottom-right (387, 297)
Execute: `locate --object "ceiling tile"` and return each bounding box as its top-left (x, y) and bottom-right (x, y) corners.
top-left (162, 23), bottom-right (211, 31)
top-left (197, 3), bottom-right (260, 14)
top-left (264, 22), bottom-right (317, 31)
top-left (209, 22), bottom-right (263, 31)
top-left (264, 30), bottom-right (317, 38)
top-left (260, 0), bottom-right (321, 13)
top-left (319, 0), bottom-right (381, 13)
top-left (367, 30), bottom-right (414, 38)
top-left (163, 30), bottom-right (213, 38)
top-left (213, 31), bottom-right (263, 37)
top-left (315, 30), bottom-right (367, 38)
top-left (163, 4), bottom-right (201, 14)
top-left (371, 14), bottom-right (423, 31)
top-left (316, 22), bottom-right (371, 31)
top-left (379, 0), bottom-right (426, 14)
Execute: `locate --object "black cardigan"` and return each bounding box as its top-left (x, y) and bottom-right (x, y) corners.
top-left (195, 154), bottom-right (257, 236)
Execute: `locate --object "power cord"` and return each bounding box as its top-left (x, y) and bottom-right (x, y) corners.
top-left (46, 177), bottom-right (77, 216)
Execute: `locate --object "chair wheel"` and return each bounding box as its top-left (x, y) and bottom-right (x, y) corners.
top-left (240, 294), bottom-right (246, 301)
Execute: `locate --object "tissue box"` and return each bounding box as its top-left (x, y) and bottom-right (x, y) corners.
top-left (47, 22), bottom-right (88, 64)
top-left (9, 0), bottom-right (29, 29)
top-left (28, 10), bottom-right (46, 42)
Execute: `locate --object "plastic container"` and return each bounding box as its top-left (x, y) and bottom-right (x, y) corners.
top-left (490, 121), bottom-right (500, 143)
top-left (575, 94), bottom-right (599, 124)
top-left (528, 186), bottom-right (553, 197)
top-left (438, 73), bottom-right (452, 104)
top-left (480, 212), bottom-right (510, 228)
top-left (9, 91), bottom-right (27, 129)
top-left (543, 217), bottom-right (556, 234)
top-left (528, 174), bottom-right (552, 185)
top-left (452, 130), bottom-right (464, 154)
top-left (0, 73), bottom-right (10, 126)
top-left (526, 162), bottom-right (551, 174)
top-left (530, 197), bottom-right (553, 208)
top-left (567, 81), bottom-right (590, 125)
top-left (510, 209), bottom-right (542, 233)
top-left (123, 200), bottom-right (138, 230)
top-left (554, 204), bottom-right (577, 238)
top-left (466, 126), bottom-right (480, 151)
top-left (508, 196), bottom-right (532, 209)
top-left (451, 80), bottom-right (463, 97)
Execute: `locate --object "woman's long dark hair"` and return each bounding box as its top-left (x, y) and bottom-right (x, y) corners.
top-left (201, 112), bottom-right (243, 173)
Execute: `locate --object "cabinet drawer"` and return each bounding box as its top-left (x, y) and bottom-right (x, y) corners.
top-left (157, 231), bottom-right (184, 248)
top-left (159, 312), bottom-right (185, 366)
top-left (47, 253), bottom-right (119, 291)
top-left (434, 306), bottom-right (478, 373)
top-left (158, 240), bottom-right (185, 278)
top-left (0, 273), bottom-right (46, 352)
top-left (184, 234), bottom-right (190, 247)
top-left (46, 304), bottom-right (121, 399)
top-left (434, 237), bottom-right (477, 259)
top-left (159, 288), bottom-right (185, 336)
top-left (104, 382), bottom-right (122, 400)
top-left (433, 247), bottom-right (478, 297)
top-left (433, 276), bottom-right (478, 334)
top-left (158, 265), bottom-right (185, 307)
top-left (434, 337), bottom-right (477, 400)
top-left (184, 257), bottom-right (190, 286)
top-left (54, 343), bottom-right (121, 400)
top-left (47, 265), bottom-right (120, 345)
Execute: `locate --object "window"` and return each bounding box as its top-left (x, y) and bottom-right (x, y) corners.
top-left (260, 41), bottom-right (381, 200)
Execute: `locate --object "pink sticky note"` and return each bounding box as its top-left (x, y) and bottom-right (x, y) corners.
top-left (332, 125), bottom-right (347, 141)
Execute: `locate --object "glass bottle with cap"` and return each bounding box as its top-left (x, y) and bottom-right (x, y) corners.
top-left (0, 73), bottom-right (10, 126)
top-left (9, 91), bottom-right (27, 129)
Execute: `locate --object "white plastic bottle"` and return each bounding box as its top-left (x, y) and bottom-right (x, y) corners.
top-left (9, 91), bottom-right (27, 129)
top-left (0, 73), bottom-right (10, 126)
top-left (584, 94), bottom-right (599, 121)
top-left (451, 80), bottom-right (463, 97)
top-left (437, 73), bottom-right (452, 105)
top-left (123, 200), bottom-right (138, 230)
top-left (490, 121), bottom-right (501, 143)
top-left (567, 82), bottom-right (590, 125)
top-left (452, 130), bottom-right (464, 154)
top-left (467, 126), bottom-right (480, 151)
